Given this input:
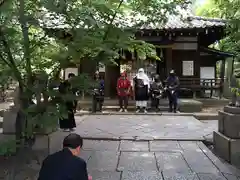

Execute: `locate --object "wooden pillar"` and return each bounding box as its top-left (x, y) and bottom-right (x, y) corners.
top-left (80, 58), bottom-right (97, 77)
top-left (220, 59), bottom-right (226, 81)
top-left (104, 65), bottom-right (111, 98)
top-left (195, 49), bottom-right (200, 78)
top-left (166, 48), bottom-right (172, 74)
top-left (156, 48), bottom-right (160, 74)
top-left (104, 61), bottom-right (120, 98)
top-left (219, 59), bottom-right (226, 98)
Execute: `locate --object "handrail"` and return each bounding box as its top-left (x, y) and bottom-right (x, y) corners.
top-left (163, 78), bottom-right (223, 90)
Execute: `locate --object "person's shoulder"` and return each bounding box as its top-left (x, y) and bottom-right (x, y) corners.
top-left (72, 155), bottom-right (87, 166)
top-left (41, 150), bottom-right (62, 166)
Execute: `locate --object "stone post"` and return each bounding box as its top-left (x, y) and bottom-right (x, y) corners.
top-left (213, 105), bottom-right (240, 167)
top-left (2, 87), bottom-right (20, 134)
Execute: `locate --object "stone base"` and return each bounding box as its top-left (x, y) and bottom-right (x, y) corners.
top-left (3, 106), bottom-right (18, 134)
top-left (224, 105), bottom-right (240, 114)
top-left (213, 131), bottom-right (240, 168)
top-left (218, 110), bottom-right (240, 138)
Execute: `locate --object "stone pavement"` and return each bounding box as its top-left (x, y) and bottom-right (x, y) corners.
top-left (75, 115), bottom-right (217, 140)
top-left (1, 114), bottom-right (239, 180)
top-left (79, 140), bottom-right (240, 180)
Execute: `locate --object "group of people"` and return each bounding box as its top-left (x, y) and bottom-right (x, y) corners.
top-left (58, 69), bottom-right (180, 132)
top-left (117, 68), bottom-right (180, 113)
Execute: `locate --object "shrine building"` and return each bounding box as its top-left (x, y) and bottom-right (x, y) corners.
top-left (44, 11), bottom-right (235, 98)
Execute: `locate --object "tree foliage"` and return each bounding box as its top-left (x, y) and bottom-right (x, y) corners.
top-left (194, 0), bottom-right (240, 55)
top-left (0, 0), bottom-right (189, 149)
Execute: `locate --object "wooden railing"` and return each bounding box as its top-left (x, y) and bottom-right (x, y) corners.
top-left (177, 78), bottom-right (223, 98)
top-left (179, 78), bottom-right (222, 90)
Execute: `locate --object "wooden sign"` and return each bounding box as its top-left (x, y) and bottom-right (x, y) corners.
top-left (182, 61), bottom-right (194, 76)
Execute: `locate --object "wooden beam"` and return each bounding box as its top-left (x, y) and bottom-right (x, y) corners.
top-left (166, 48), bottom-right (172, 74)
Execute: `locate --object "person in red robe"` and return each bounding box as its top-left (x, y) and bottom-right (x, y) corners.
top-left (116, 72), bottom-right (131, 112)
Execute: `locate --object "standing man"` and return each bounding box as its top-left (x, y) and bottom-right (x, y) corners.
top-left (133, 68), bottom-right (150, 113)
top-left (150, 74), bottom-right (163, 112)
top-left (38, 133), bottom-right (92, 180)
top-left (165, 70), bottom-right (179, 113)
top-left (117, 72), bottom-right (131, 112)
top-left (92, 71), bottom-right (104, 112)
top-left (59, 73), bottom-right (77, 131)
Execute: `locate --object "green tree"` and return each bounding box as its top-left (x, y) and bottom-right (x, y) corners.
top-left (0, 0), bottom-right (189, 151)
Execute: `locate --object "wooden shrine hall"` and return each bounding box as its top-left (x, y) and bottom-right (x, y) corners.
top-left (83, 16), bottom-right (234, 98)
top-left (44, 13), bottom-right (235, 98)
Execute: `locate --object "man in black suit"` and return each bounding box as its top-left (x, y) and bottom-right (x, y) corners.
top-left (38, 133), bottom-right (91, 180)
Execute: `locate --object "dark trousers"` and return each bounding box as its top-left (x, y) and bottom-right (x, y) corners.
top-left (151, 97), bottom-right (160, 110)
top-left (92, 96), bottom-right (103, 112)
top-left (167, 91), bottom-right (178, 112)
top-left (118, 96), bottom-right (128, 109)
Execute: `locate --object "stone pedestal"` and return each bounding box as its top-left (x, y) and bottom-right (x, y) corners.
top-left (214, 105), bottom-right (240, 168)
top-left (2, 106), bottom-right (18, 134)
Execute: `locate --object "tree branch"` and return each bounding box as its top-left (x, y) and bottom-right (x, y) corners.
top-left (102, 0), bottom-right (124, 41)
top-left (0, 52), bottom-right (13, 68)
top-left (0, 27), bottom-right (24, 88)
top-left (19, 0), bottom-right (32, 83)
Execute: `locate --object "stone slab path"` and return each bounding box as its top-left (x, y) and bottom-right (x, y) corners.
top-left (1, 114), bottom-right (238, 180)
top-left (75, 115), bottom-right (217, 140)
top-left (79, 140), bottom-right (240, 180)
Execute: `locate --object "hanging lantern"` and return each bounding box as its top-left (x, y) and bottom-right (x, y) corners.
top-left (205, 29), bottom-right (208, 34)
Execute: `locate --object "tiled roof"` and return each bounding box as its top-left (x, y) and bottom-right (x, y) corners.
top-left (141, 16), bottom-right (226, 30)
top-left (39, 7), bottom-right (226, 30)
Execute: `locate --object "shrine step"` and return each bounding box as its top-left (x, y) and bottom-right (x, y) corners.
top-left (79, 105), bottom-right (170, 112)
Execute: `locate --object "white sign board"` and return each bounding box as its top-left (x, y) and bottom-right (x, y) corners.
top-left (200, 67), bottom-right (215, 79)
top-left (98, 62), bottom-right (105, 72)
top-left (182, 61), bottom-right (194, 76)
top-left (65, 68), bottom-right (78, 80)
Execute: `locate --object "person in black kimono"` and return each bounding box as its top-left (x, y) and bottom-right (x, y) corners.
top-left (59, 73), bottom-right (77, 131)
top-left (165, 70), bottom-right (180, 113)
top-left (150, 74), bottom-right (163, 112)
top-left (92, 71), bottom-right (104, 112)
top-left (134, 68), bottom-right (150, 113)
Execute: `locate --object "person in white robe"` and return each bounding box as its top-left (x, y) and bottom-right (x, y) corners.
top-left (133, 68), bottom-right (150, 113)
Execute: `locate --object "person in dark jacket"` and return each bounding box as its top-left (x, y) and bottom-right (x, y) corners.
top-left (38, 133), bottom-right (92, 180)
top-left (92, 71), bottom-right (104, 112)
top-left (150, 74), bottom-right (163, 112)
top-left (165, 70), bottom-right (180, 113)
top-left (59, 73), bottom-right (77, 131)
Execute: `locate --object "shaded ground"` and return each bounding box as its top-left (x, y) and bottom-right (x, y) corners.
top-left (0, 115), bottom-right (238, 180)
top-left (79, 140), bottom-right (240, 180)
top-left (202, 106), bottom-right (225, 113)
top-left (75, 115), bottom-right (217, 140)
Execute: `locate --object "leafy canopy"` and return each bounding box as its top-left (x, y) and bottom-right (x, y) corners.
top-left (0, 0), bottom-right (189, 141)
